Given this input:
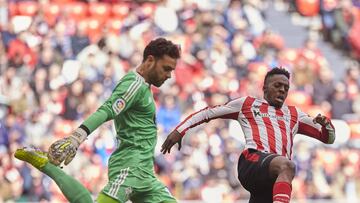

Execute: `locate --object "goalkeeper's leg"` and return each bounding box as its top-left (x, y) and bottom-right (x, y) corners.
top-left (14, 147), bottom-right (93, 203)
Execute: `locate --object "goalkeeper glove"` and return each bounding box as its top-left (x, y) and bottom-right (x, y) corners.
top-left (48, 127), bottom-right (88, 166)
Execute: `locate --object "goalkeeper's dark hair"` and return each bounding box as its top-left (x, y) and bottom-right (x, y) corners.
top-left (142, 38), bottom-right (181, 62)
top-left (264, 67), bottom-right (290, 85)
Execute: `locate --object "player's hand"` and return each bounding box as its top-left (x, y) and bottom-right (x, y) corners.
top-left (48, 128), bottom-right (87, 166)
top-left (313, 114), bottom-right (330, 126)
top-left (161, 130), bottom-right (183, 154)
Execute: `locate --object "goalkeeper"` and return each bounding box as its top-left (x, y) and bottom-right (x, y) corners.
top-left (14, 38), bottom-right (181, 203)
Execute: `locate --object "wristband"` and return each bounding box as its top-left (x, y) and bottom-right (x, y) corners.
top-left (71, 127), bottom-right (88, 145)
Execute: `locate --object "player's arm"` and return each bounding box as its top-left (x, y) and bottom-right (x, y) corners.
top-left (48, 78), bottom-right (142, 166)
top-left (161, 97), bottom-right (245, 154)
top-left (297, 109), bottom-right (335, 144)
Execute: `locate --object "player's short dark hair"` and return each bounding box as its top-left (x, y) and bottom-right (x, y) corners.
top-left (264, 67), bottom-right (290, 85)
top-left (143, 38), bottom-right (181, 62)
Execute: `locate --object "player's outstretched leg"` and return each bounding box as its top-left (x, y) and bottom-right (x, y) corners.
top-left (14, 147), bottom-right (93, 203)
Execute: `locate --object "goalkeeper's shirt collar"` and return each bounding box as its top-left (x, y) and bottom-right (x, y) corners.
top-left (133, 70), bottom-right (150, 87)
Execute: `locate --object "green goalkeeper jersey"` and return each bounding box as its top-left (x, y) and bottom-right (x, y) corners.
top-left (84, 71), bottom-right (157, 174)
top-left (82, 71), bottom-right (176, 202)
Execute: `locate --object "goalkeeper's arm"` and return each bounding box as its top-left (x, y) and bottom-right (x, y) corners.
top-left (48, 107), bottom-right (111, 166)
top-left (48, 77), bottom-right (139, 166)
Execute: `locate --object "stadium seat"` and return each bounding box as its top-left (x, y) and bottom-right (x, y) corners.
top-left (106, 18), bottom-right (123, 34)
top-left (8, 3), bottom-right (18, 17)
top-left (279, 48), bottom-right (298, 64)
top-left (63, 2), bottom-right (88, 21)
top-left (79, 18), bottom-right (103, 43)
top-left (17, 1), bottom-right (39, 16)
top-left (253, 31), bottom-right (285, 51)
top-left (286, 91), bottom-right (312, 109)
top-left (247, 62), bottom-right (270, 78)
top-left (139, 3), bottom-right (156, 18)
top-left (111, 3), bottom-right (130, 19)
top-left (304, 105), bottom-right (330, 118)
top-left (88, 2), bottom-right (110, 23)
top-left (42, 3), bottom-right (61, 27)
top-left (53, 119), bottom-right (74, 138)
top-left (296, 0), bottom-right (320, 17)
top-left (348, 121), bottom-right (360, 139)
top-left (51, 0), bottom-right (75, 3)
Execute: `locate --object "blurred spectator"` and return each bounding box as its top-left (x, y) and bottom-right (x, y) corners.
top-left (61, 81), bottom-right (83, 120)
top-left (1, 23), bottom-right (16, 48)
top-left (318, 0), bottom-right (360, 59)
top-left (242, 0), bottom-right (267, 36)
top-left (330, 82), bottom-right (353, 119)
top-left (342, 61), bottom-right (360, 100)
top-left (157, 94), bottom-right (181, 134)
top-left (0, 162), bottom-right (13, 201)
top-left (331, 0), bottom-right (355, 49)
top-left (292, 56), bottom-right (315, 91)
top-left (71, 24), bottom-right (90, 57)
top-left (7, 31), bottom-right (37, 70)
top-left (312, 66), bottom-right (335, 105)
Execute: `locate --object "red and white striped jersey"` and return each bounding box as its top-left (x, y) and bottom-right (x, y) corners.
top-left (175, 96), bottom-right (335, 159)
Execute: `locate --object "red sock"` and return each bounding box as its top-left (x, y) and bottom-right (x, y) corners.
top-left (273, 182), bottom-right (292, 203)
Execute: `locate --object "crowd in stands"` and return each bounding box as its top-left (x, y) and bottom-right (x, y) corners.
top-left (288, 0), bottom-right (360, 59)
top-left (0, 0), bottom-right (360, 202)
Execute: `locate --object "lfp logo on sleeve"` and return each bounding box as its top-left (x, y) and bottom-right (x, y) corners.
top-left (113, 98), bottom-right (126, 115)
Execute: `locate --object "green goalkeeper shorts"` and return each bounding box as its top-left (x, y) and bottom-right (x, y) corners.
top-left (101, 167), bottom-right (177, 203)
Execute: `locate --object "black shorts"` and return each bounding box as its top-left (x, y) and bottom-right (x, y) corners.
top-left (237, 148), bottom-right (280, 203)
